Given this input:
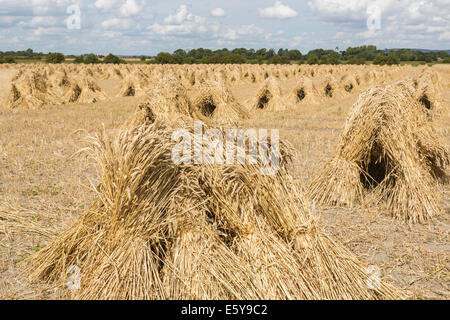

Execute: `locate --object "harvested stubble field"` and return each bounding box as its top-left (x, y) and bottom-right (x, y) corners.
top-left (0, 63), bottom-right (448, 299)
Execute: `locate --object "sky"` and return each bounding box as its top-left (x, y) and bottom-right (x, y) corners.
top-left (0, 0), bottom-right (449, 55)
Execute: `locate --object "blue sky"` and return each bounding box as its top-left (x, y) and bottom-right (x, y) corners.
top-left (0, 0), bottom-right (449, 55)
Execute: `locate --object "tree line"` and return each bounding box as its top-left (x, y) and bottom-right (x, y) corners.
top-left (1, 46), bottom-right (450, 65)
top-left (0, 49), bottom-right (126, 64)
top-left (150, 46), bottom-right (450, 65)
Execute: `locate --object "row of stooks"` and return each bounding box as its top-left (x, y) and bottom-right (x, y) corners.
top-left (1, 62), bottom-right (408, 83)
top-left (23, 76), bottom-right (448, 300)
top-left (5, 62), bottom-right (431, 110)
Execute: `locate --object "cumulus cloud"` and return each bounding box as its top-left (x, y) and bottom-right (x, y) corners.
top-left (223, 24), bottom-right (263, 40)
top-left (147, 5), bottom-right (264, 43)
top-left (32, 26), bottom-right (65, 36)
top-left (259, 1), bottom-right (298, 19)
top-left (0, 0), bottom-right (73, 16)
top-left (94, 0), bottom-right (118, 10)
top-left (0, 1), bottom-right (76, 31)
top-left (148, 5), bottom-right (207, 36)
top-left (149, 18), bottom-right (207, 35)
top-left (101, 17), bottom-right (132, 29)
top-left (120, 0), bottom-right (141, 17)
top-left (211, 8), bottom-right (226, 17)
top-left (265, 30), bottom-right (285, 40)
top-left (308, 0), bottom-right (450, 46)
top-left (308, 0), bottom-right (371, 22)
top-left (438, 31), bottom-right (450, 41)
top-left (290, 35), bottom-right (302, 46)
top-left (308, 0), bottom-right (448, 26)
top-left (163, 5), bottom-right (193, 24)
top-left (104, 31), bottom-right (123, 39)
top-left (0, 16), bottom-right (22, 28)
top-left (18, 15), bottom-right (62, 28)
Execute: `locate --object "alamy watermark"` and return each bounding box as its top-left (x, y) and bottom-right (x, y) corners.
top-left (366, 265), bottom-right (381, 290)
top-left (367, 5), bottom-right (382, 31)
top-left (66, 4), bottom-right (81, 30)
top-left (66, 264), bottom-right (81, 291)
top-left (171, 121), bottom-right (280, 176)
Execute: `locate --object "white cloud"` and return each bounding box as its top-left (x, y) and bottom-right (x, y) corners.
top-left (149, 17), bottom-right (207, 36)
top-left (438, 31), bottom-right (450, 41)
top-left (148, 5), bottom-right (211, 36)
top-left (18, 16), bottom-right (61, 28)
top-left (120, 0), bottom-right (140, 17)
top-left (223, 24), bottom-right (263, 40)
top-left (104, 31), bottom-right (123, 39)
top-left (148, 5), bottom-right (263, 42)
top-left (290, 35), bottom-right (302, 46)
top-left (101, 17), bottom-right (132, 29)
top-left (149, 22), bottom-right (197, 35)
top-left (0, 0), bottom-right (73, 15)
top-left (239, 24), bottom-right (264, 35)
top-left (308, 0), bottom-right (449, 26)
top-left (164, 5), bottom-right (193, 24)
top-left (223, 29), bottom-right (237, 40)
top-left (32, 0), bottom-right (73, 15)
top-left (355, 29), bottom-right (382, 39)
top-left (32, 26), bottom-right (64, 36)
top-left (94, 0), bottom-right (118, 10)
top-left (264, 30), bottom-right (284, 40)
top-left (211, 8), bottom-right (226, 17)
top-left (308, 0), bottom-right (371, 21)
top-left (259, 1), bottom-right (298, 19)
top-left (426, 26), bottom-right (447, 33)
top-left (308, 0), bottom-right (450, 46)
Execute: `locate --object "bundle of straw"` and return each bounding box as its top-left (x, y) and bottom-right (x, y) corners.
top-left (287, 77), bottom-right (321, 106)
top-left (27, 110), bottom-right (402, 299)
top-left (7, 70), bottom-right (58, 109)
top-left (248, 77), bottom-right (288, 112)
top-left (309, 81), bottom-right (449, 223)
top-left (191, 80), bottom-right (249, 125)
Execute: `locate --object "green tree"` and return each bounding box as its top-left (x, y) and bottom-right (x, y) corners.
top-left (156, 52), bottom-right (172, 64)
top-left (347, 57), bottom-right (366, 65)
top-left (255, 48), bottom-right (267, 57)
top-left (173, 49), bottom-right (186, 56)
top-left (84, 54), bottom-right (100, 64)
top-left (329, 56), bottom-right (341, 65)
top-left (373, 54), bottom-right (387, 65)
top-left (265, 49), bottom-right (276, 59)
top-left (182, 57), bottom-right (196, 64)
top-left (269, 55), bottom-right (290, 64)
top-left (103, 53), bottom-right (125, 64)
top-left (277, 48), bottom-right (288, 56)
top-left (319, 56), bottom-right (328, 64)
top-left (73, 56), bottom-right (84, 64)
top-left (4, 56), bottom-right (16, 63)
top-left (46, 52), bottom-right (65, 64)
top-left (385, 53), bottom-right (400, 65)
top-left (307, 54), bottom-right (319, 65)
top-left (25, 48), bottom-right (34, 56)
top-left (222, 54), bottom-right (247, 64)
top-left (308, 49), bottom-right (327, 59)
top-left (0, 56), bottom-right (16, 64)
top-left (285, 49), bottom-right (302, 61)
top-left (424, 54), bottom-right (434, 63)
top-left (343, 45), bottom-right (380, 60)
top-left (171, 54), bottom-right (184, 64)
